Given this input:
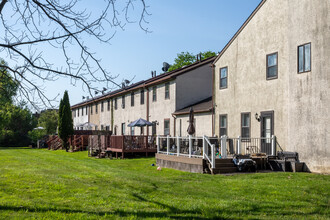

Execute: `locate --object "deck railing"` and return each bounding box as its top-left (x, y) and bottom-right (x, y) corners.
top-left (157, 135), bottom-right (277, 159)
top-left (157, 135), bottom-right (204, 158)
top-left (109, 135), bottom-right (157, 151)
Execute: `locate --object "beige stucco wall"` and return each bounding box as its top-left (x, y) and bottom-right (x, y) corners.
top-left (148, 81), bottom-right (176, 136)
top-left (175, 112), bottom-right (212, 137)
top-left (89, 102), bottom-right (100, 130)
top-left (112, 90), bottom-right (147, 135)
top-left (286, 0), bottom-right (330, 173)
top-left (97, 99), bottom-right (111, 130)
top-left (214, 0), bottom-right (329, 173)
top-left (72, 106), bottom-right (89, 130)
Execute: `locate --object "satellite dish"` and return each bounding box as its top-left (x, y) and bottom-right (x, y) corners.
top-left (162, 62), bottom-right (171, 72)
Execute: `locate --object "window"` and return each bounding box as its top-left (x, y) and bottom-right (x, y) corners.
top-left (131, 92), bottom-right (134, 107)
top-left (86, 106), bottom-right (88, 115)
top-left (101, 125), bottom-right (104, 130)
top-left (95, 125), bottom-right (98, 131)
top-left (267, 52), bottom-right (278, 79)
top-left (298, 43), bottom-right (311, 73)
top-left (74, 109), bottom-right (76, 117)
top-left (121, 123), bottom-right (125, 135)
top-left (241, 113), bottom-right (250, 139)
top-left (122, 95), bottom-right (125, 109)
top-left (78, 108), bottom-right (79, 117)
top-left (219, 115), bottom-right (227, 137)
top-left (140, 89), bottom-right (144, 104)
top-left (107, 100), bottom-right (110, 111)
top-left (105, 126), bottom-right (110, 131)
top-left (164, 119), bottom-right (170, 136)
top-left (220, 67), bottom-right (228, 89)
top-left (91, 105), bottom-right (93, 114)
top-left (165, 83), bottom-right (170, 99)
top-left (131, 127), bottom-right (135, 136)
top-left (95, 103), bottom-right (98, 114)
top-left (152, 86), bottom-right (157, 102)
top-left (101, 101), bottom-right (104, 112)
top-left (81, 107), bottom-right (84, 116)
top-left (114, 98), bottom-right (118, 110)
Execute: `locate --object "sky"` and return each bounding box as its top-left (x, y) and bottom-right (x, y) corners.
top-left (1, 0), bottom-right (262, 110)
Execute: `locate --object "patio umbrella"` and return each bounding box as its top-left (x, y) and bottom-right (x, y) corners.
top-left (77, 122), bottom-right (97, 130)
top-left (128, 118), bottom-right (152, 127)
top-left (187, 107), bottom-right (195, 135)
top-left (33, 126), bottom-right (45, 130)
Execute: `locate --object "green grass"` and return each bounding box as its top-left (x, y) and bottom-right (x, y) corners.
top-left (0, 148), bottom-right (329, 219)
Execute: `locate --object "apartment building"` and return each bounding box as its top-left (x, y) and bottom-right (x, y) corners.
top-left (213, 0), bottom-right (330, 173)
top-left (72, 56), bottom-right (215, 137)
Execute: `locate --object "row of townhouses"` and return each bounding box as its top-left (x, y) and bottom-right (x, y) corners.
top-left (72, 56), bottom-right (214, 137)
top-left (72, 0), bottom-right (329, 173)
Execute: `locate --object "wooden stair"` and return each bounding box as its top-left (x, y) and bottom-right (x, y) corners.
top-left (207, 158), bottom-right (238, 174)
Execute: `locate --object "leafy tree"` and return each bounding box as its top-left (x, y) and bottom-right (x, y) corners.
top-left (0, 59), bottom-right (18, 104)
top-left (28, 129), bottom-right (46, 146)
top-left (38, 110), bottom-right (58, 134)
top-left (58, 91), bottom-right (74, 152)
top-left (0, 102), bottom-right (37, 146)
top-left (167, 51), bottom-right (217, 72)
top-left (0, 58), bottom-right (36, 146)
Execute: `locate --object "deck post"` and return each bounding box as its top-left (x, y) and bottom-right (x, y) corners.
top-left (211, 144), bottom-right (215, 169)
top-left (221, 135), bottom-right (227, 158)
top-left (177, 136), bottom-right (180, 156)
top-left (189, 135), bottom-right (192, 158)
top-left (271, 135), bottom-right (276, 156)
top-left (167, 135), bottom-right (170, 155)
top-left (237, 136), bottom-right (241, 155)
top-left (202, 135), bottom-right (206, 159)
top-left (156, 135), bottom-right (160, 153)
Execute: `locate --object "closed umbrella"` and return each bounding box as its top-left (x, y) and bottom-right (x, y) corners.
top-left (187, 107), bottom-right (195, 135)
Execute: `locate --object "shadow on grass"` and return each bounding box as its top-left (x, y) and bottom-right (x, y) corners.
top-left (0, 204), bottom-right (225, 219)
top-left (0, 147), bottom-right (34, 150)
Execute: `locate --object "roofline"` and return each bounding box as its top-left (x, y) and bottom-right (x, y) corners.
top-left (71, 56), bottom-right (215, 109)
top-left (213, 0), bottom-right (267, 64)
top-left (172, 108), bottom-right (212, 116)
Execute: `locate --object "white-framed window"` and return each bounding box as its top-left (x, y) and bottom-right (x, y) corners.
top-left (220, 67), bottom-right (228, 89)
top-left (298, 43), bottom-right (311, 73)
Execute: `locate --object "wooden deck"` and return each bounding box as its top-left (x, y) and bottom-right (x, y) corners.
top-left (108, 135), bottom-right (157, 158)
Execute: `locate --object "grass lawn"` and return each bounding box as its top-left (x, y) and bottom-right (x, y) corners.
top-left (0, 147), bottom-right (329, 219)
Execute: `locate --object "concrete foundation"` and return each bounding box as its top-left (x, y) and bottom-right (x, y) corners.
top-left (156, 153), bottom-right (204, 173)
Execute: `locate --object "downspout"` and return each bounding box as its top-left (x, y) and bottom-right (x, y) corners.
top-left (146, 87), bottom-right (149, 136)
top-left (211, 63), bottom-right (215, 137)
top-left (172, 114), bottom-right (176, 136)
top-left (111, 99), bottom-right (114, 132)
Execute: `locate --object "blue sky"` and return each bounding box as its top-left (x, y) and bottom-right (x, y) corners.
top-left (2, 0), bottom-right (262, 108)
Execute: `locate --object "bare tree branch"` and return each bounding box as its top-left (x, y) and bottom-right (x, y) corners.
top-left (0, 0), bottom-right (151, 111)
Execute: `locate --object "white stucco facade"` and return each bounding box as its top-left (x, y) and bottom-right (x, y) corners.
top-left (213, 0), bottom-right (330, 173)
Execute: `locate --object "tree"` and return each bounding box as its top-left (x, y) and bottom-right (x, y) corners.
top-left (0, 102), bottom-right (37, 146)
top-left (167, 52), bottom-right (196, 72)
top-left (167, 51), bottom-right (217, 72)
top-left (58, 91), bottom-right (73, 152)
top-left (0, 59), bottom-right (18, 104)
top-left (38, 110), bottom-right (58, 134)
top-left (0, 0), bottom-right (150, 110)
